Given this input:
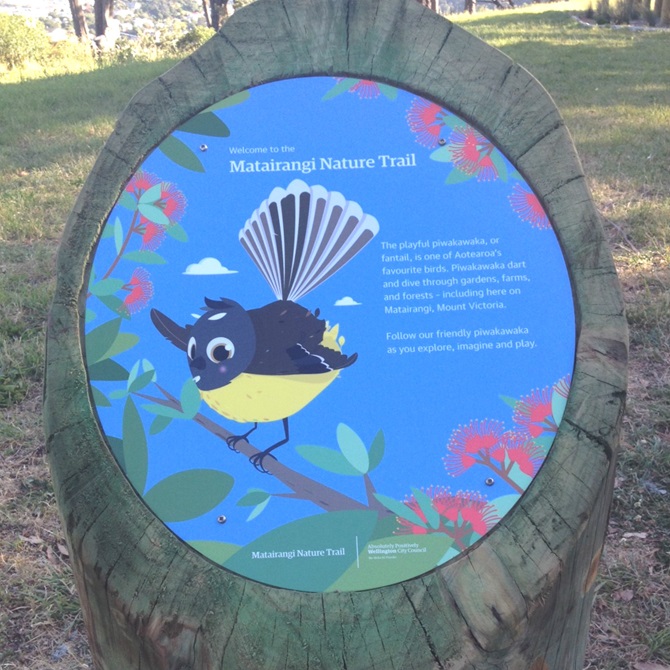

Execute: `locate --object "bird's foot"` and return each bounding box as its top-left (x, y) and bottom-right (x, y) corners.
top-left (225, 435), bottom-right (243, 452)
top-left (225, 424), bottom-right (258, 452)
top-left (249, 450), bottom-right (278, 474)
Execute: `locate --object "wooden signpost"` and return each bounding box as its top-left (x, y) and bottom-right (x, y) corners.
top-left (45, 0), bottom-right (627, 667)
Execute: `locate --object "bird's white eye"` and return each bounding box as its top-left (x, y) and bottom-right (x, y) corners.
top-left (207, 337), bottom-right (235, 363)
top-left (187, 337), bottom-right (196, 360)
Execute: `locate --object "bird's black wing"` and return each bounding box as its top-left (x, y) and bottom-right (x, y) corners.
top-left (246, 301), bottom-right (357, 376)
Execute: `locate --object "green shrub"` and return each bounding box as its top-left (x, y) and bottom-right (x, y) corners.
top-left (0, 13), bottom-right (50, 69)
top-left (175, 26), bottom-right (215, 52)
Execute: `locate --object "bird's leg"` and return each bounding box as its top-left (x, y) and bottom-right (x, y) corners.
top-left (249, 418), bottom-right (289, 474)
top-left (225, 423), bottom-right (258, 452)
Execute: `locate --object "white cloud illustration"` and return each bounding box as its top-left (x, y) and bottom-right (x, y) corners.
top-left (183, 257), bottom-right (238, 276)
top-left (334, 296), bottom-right (361, 307)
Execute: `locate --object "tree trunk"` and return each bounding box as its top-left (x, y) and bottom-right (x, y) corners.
top-left (68, 0), bottom-right (89, 41)
top-left (416, 0), bottom-right (437, 11)
top-left (45, 1), bottom-right (627, 668)
top-left (94, 0), bottom-right (118, 49)
top-left (660, 0), bottom-right (670, 24)
top-left (202, 0), bottom-right (212, 27)
top-left (209, 0), bottom-right (233, 30)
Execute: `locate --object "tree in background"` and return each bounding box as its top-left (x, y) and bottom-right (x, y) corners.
top-left (660, 0), bottom-right (670, 25)
top-left (202, 0), bottom-right (234, 30)
top-left (94, 0), bottom-right (120, 49)
top-left (68, 0), bottom-right (89, 41)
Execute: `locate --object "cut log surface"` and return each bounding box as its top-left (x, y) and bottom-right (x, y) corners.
top-left (44, 0), bottom-right (628, 668)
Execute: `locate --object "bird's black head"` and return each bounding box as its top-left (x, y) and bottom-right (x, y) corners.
top-left (151, 297), bottom-right (256, 391)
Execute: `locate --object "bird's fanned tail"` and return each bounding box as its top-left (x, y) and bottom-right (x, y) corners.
top-left (239, 179), bottom-right (379, 302)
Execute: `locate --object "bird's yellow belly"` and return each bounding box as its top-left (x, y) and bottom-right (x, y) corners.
top-left (200, 371), bottom-right (339, 424)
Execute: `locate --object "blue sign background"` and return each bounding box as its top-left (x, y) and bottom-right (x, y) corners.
top-left (85, 77), bottom-right (575, 591)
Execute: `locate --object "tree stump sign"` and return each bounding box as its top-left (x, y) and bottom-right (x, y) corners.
top-left (45, 1), bottom-right (628, 668)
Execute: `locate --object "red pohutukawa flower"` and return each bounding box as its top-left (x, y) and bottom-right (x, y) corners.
top-left (347, 79), bottom-right (381, 99)
top-left (443, 419), bottom-right (505, 475)
top-left (491, 432), bottom-right (544, 477)
top-left (159, 181), bottom-right (187, 223)
top-left (407, 97), bottom-right (448, 148)
top-left (396, 487), bottom-right (499, 538)
top-left (448, 491), bottom-right (499, 536)
top-left (509, 184), bottom-right (550, 230)
top-left (513, 386), bottom-right (556, 438)
top-left (120, 268), bottom-right (153, 315)
top-left (139, 221), bottom-right (166, 251)
top-left (449, 127), bottom-right (498, 181)
top-left (125, 170), bottom-right (160, 197)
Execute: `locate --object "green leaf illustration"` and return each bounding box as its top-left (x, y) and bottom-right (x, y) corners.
top-left (122, 397), bottom-right (148, 493)
top-left (203, 89), bottom-right (250, 112)
top-left (86, 318), bottom-right (121, 363)
top-left (113, 217), bottom-right (124, 254)
top-left (490, 150), bottom-right (509, 182)
top-left (122, 250), bottom-right (166, 265)
top-left (378, 83), bottom-right (398, 100)
top-left (373, 493), bottom-right (428, 529)
top-left (445, 167), bottom-right (474, 185)
top-left (237, 489), bottom-right (271, 507)
top-left (90, 385), bottom-right (111, 407)
top-left (499, 394), bottom-right (518, 409)
top-left (178, 111), bottom-right (230, 137)
top-left (128, 369), bottom-right (156, 394)
top-left (187, 540), bottom-right (240, 564)
top-left (149, 415), bottom-right (172, 435)
top-left (551, 386), bottom-right (568, 426)
top-left (322, 78), bottom-right (358, 101)
top-left (143, 469), bottom-right (234, 523)
top-left (179, 378), bottom-right (201, 418)
top-left (87, 359), bottom-right (128, 381)
top-left (142, 403), bottom-right (188, 419)
top-left (295, 444), bottom-right (362, 476)
top-left (336, 423), bottom-right (369, 474)
top-left (368, 429), bottom-right (385, 471)
top-left (411, 487), bottom-right (441, 530)
top-left (98, 294), bottom-right (126, 316)
top-left (158, 135), bottom-right (205, 173)
top-left (441, 115), bottom-right (468, 131)
top-left (107, 436), bottom-right (125, 470)
top-left (109, 389), bottom-right (128, 400)
top-left (533, 435), bottom-right (555, 454)
top-left (165, 222), bottom-right (188, 242)
top-left (488, 494), bottom-right (520, 520)
top-left (246, 497), bottom-right (271, 521)
top-left (137, 202), bottom-right (171, 227)
top-left (89, 278), bottom-right (124, 297)
top-left (104, 332), bottom-right (139, 360)
top-left (117, 190), bottom-right (137, 210)
top-left (236, 490), bottom-right (273, 520)
top-left (85, 308), bottom-right (96, 324)
top-left (138, 182), bottom-right (163, 205)
top-left (508, 463), bottom-right (533, 491)
top-left (429, 145), bottom-right (453, 163)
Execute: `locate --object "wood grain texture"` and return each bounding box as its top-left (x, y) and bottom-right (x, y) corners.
top-left (44, 0), bottom-right (628, 667)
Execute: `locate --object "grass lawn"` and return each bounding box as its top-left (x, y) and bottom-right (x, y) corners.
top-left (1, 3), bottom-right (669, 667)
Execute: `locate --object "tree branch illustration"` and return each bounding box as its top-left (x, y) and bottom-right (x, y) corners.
top-left (136, 385), bottom-right (391, 516)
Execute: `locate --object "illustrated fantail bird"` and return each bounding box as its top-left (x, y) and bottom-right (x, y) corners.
top-left (151, 179), bottom-right (379, 472)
